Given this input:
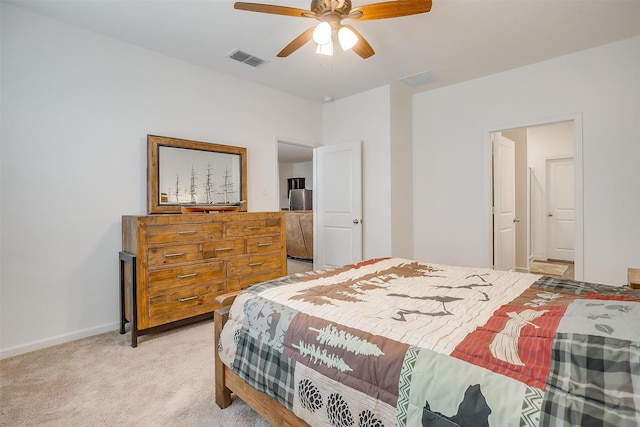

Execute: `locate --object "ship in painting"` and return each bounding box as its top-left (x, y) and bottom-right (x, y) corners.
top-left (215, 167), bottom-right (239, 205)
top-left (166, 163), bottom-right (241, 206)
top-left (188, 166), bottom-right (198, 204)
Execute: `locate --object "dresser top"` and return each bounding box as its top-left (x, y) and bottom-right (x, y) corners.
top-left (123, 211), bottom-right (283, 225)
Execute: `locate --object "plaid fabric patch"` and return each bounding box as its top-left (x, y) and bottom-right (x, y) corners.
top-left (245, 274), bottom-right (302, 294)
top-left (541, 332), bottom-right (640, 426)
top-left (232, 331), bottom-right (296, 410)
top-left (534, 277), bottom-right (640, 298)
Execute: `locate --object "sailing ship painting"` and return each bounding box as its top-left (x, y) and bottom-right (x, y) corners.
top-left (158, 146), bottom-right (242, 206)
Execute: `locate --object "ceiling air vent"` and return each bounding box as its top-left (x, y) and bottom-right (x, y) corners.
top-left (400, 71), bottom-right (437, 87)
top-left (227, 49), bottom-right (267, 68)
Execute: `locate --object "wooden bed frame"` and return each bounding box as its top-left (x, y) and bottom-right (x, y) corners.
top-left (213, 294), bottom-right (310, 427)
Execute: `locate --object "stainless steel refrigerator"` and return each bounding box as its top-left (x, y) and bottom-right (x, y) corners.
top-left (289, 189), bottom-right (312, 211)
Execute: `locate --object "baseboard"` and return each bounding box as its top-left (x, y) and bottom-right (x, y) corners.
top-left (0, 321), bottom-right (120, 360)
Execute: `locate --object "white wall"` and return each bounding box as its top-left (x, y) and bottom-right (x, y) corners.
top-left (0, 4), bottom-right (321, 357)
top-left (413, 36), bottom-right (640, 286)
top-left (322, 86), bottom-right (393, 259)
top-left (278, 163), bottom-right (294, 210)
top-left (321, 84), bottom-right (414, 260)
top-left (389, 83), bottom-right (414, 259)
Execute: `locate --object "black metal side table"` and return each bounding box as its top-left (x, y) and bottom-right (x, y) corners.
top-left (119, 251), bottom-right (139, 347)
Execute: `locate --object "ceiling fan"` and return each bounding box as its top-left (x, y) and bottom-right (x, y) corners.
top-left (234, 0), bottom-right (432, 59)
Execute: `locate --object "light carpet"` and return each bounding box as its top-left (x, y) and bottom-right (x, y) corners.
top-left (529, 260), bottom-right (568, 277)
top-left (0, 321), bottom-right (270, 427)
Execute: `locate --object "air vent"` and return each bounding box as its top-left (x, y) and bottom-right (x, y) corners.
top-left (400, 71), bottom-right (437, 87)
top-left (244, 56), bottom-right (266, 67)
top-left (227, 49), bottom-right (267, 68)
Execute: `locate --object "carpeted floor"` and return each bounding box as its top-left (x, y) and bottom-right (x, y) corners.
top-left (0, 259), bottom-right (316, 427)
top-left (0, 320), bottom-right (269, 427)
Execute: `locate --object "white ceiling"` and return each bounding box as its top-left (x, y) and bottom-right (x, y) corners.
top-left (278, 142), bottom-right (315, 163)
top-left (6, 0), bottom-right (640, 104)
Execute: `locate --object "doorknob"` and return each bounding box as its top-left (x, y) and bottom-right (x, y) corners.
top-left (513, 218), bottom-right (521, 223)
top-left (353, 219), bottom-right (360, 224)
top-left (548, 213), bottom-right (553, 217)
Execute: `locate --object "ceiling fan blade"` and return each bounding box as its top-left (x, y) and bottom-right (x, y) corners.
top-left (342, 24), bottom-right (375, 59)
top-left (350, 0), bottom-right (432, 20)
top-left (234, 2), bottom-right (313, 18)
top-left (277, 27), bottom-right (315, 57)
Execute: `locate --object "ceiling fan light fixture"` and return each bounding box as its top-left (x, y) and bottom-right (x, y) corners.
top-left (338, 26), bottom-right (358, 51)
top-left (312, 21), bottom-right (332, 45)
top-left (234, 0), bottom-right (433, 59)
top-left (315, 39), bottom-right (333, 56)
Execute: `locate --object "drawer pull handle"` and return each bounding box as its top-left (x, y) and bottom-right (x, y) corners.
top-left (245, 226), bottom-right (263, 230)
top-left (163, 252), bottom-right (186, 258)
top-left (177, 272), bottom-right (199, 279)
top-left (176, 230), bottom-right (198, 235)
top-left (256, 242), bottom-right (273, 247)
top-left (177, 295), bottom-right (200, 302)
top-left (215, 247), bottom-right (234, 252)
top-left (248, 262), bottom-right (264, 267)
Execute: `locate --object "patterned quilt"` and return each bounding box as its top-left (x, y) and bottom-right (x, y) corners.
top-left (218, 258), bottom-right (640, 427)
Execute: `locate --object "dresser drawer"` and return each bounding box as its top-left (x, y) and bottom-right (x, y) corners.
top-left (148, 260), bottom-right (225, 294)
top-left (225, 218), bottom-right (281, 237)
top-left (246, 236), bottom-right (281, 254)
top-left (148, 244), bottom-right (201, 266)
top-left (227, 270), bottom-right (284, 292)
top-left (148, 280), bottom-right (225, 323)
top-left (147, 223), bottom-right (223, 244)
top-left (202, 239), bottom-right (245, 259)
top-left (227, 252), bottom-right (282, 278)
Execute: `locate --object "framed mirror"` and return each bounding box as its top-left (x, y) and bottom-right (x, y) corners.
top-left (147, 135), bottom-right (247, 214)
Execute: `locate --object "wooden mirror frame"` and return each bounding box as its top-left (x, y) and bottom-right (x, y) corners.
top-left (147, 135), bottom-right (247, 214)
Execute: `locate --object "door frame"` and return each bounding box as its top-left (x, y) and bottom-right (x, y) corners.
top-left (486, 113), bottom-right (584, 280)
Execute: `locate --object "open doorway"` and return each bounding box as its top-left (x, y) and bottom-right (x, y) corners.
top-left (492, 120), bottom-right (578, 280)
top-left (277, 141), bottom-right (314, 210)
top-left (277, 140), bottom-right (315, 273)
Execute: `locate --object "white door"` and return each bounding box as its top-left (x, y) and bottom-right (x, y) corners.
top-left (313, 141), bottom-right (363, 270)
top-left (493, 134), bottom-right (516, 271)
top-left (546, 158), bottom-right (574, 261)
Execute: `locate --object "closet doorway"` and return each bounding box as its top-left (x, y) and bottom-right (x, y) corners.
top-left (491, 119), bottom-right (581, 279)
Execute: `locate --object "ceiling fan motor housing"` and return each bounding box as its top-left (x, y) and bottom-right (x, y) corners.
top-left (311, 0), bottom-right (352, 17)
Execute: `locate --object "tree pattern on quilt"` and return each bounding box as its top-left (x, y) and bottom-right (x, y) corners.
top-left (290, 262), bottom-right (443, 306)
top-left (293, 324), bottom-right (385, 373)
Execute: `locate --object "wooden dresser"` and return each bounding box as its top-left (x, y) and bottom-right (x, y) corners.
top-left (120, 211), bottom-right (286, 346)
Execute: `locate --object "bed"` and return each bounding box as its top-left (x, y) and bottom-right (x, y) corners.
top-left (214, 257), bottom-right (640, 426)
